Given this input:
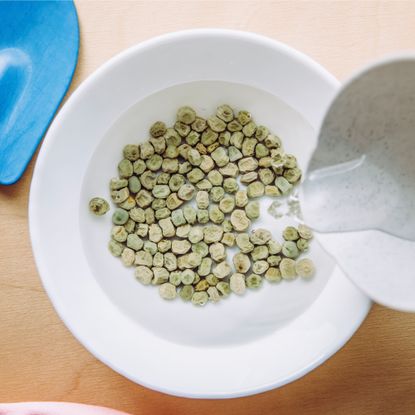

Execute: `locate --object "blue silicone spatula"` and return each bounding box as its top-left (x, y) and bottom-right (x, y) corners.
top-left (0, 1), bottom-right (79, 185)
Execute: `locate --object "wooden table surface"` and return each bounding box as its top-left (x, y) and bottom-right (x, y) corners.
top-left (2, 1), bottom-right (415, 414)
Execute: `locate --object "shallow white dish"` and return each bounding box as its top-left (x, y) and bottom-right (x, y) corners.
top-left (29, 29), bottom-right (371, 398)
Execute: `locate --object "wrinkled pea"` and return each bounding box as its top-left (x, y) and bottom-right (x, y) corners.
top-left (209, 205), bottom-right (225, 224)
top-left (245, 200), bottom-right (260, 219)
top-left (223, 178), bottom-right (239, 193)
top-left (197, 209), bottom-right (209, 224)
top-left (252, 260), bottom-right (269, 275)
top-left (118, 159), bottom-right (133, 178)
top-left (191, 291), bottom-right (208, 306)
top-left (216, 281), bottom-right (231, 296)
top-left (230, 209), bottom-right (250, 232)
top-left (247, 181), bottom-right (265, 198)
top-left (219, 195), bottom-right (235, 213)
top-left (295, 258), bottom-right (315, 278)
top-left (280, 258), bottom-right (297, 280)
top-left (236, 233), bottom-right (254, 253)
top-left (209, 242), bottom-right (226, 262)
top-left (265, 267), bottom-right (281, 282)
top-left (135, 265), bottom-right (153, 285)
top-left (159, 282), bottom-right (176, 300)
top-left (233, 253), bottom-right (251, 273)
top-left (251, 245), bottom-right (269, 260)
top-left (112, 208), bottom-right (129, 225)
top-left (180, 285), bottom-right (194, 301)
top-left (246, 274), bottom-right (262, 289)
top-left (89, 197), bottom-right (110, 216)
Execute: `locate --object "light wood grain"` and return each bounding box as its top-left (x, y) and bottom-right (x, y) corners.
top-left (1, 1), bottom-right (415, 414)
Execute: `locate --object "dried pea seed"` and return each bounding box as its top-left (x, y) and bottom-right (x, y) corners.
top-left (135, 265), bottom-right (153, 285)
top-left (155, 207), bottom-right (171, 220)
top-left (169, 271), bottom-right (182, 286)
top-left (118, 159), bottom-right (133, 178)
top-left (191, 116), bottom-right (207, 132)
top-left (152, 184), bottom-right (171, 199)
top-left (192, 291), bottom-right (208, 306)
top-left (144, 207), bottom-right (155, 224)
top-left (265, 185), bottom-right (280, 196)
top-left (238, 157), bottom-right (258, 172)
top-left (183, 205), bottom-right (197, 224)
top-left (164, 128), bottom-right (181, 146)
top-left (236, 234), bottom-right (254, 253)
top-left (199, 155), bottom-right (215, 173)
top-left (112, 225), bottom-right (128, 243)
top-left (209, 205), bottom-right (225, 224)
top-left (171, 209), bottom-right (186, 226)
top-left (149, 224), bottom-right (163, 243)
top-left (230, 209), bottom-right (250, 232)
top-left (178, 161), bottom-right (192, 175)
top-left (187, 252), bottom-right (202, 268)
top-left (139, 142), bottom-right (155, 159)
top-left (135, 223), bottom-right (148, 237)
top-left (196, 190), bottom-right (209, 209)
top-left (268, 240), bottom-right (282, 254)
top-left (227, 119), bottom-right (243, 132)
top-left (111, 188), bottom-right (129, 204)
top-left (177, 106), bottom-right (196, 124)
top-left (206, 274), bottom-right (219, 286)
top-left (109, 240), bottom-right (124, 256)
top-left (265, 267), bottom-right (281, 282)
top-left (275, 176), bottom-right (293, 194)
top-left (207, 286), bottom-right (221, 303)
top-left (207, 170), bottom-right (223, 186)
top-left (123, 144), bottom-right (140, 161)
top-left (195, 279), bottom-right (210, 291)
top-left (222, 219), bottom-right (233, 232)
top-left (181, 269), bottom-right (196, 285)
top-left (235, 190), bottom-right (248, 208)
top-left (195, 179), bottom-right (212, 191)
top-left (219, 131), bottom-right (231, 146)
top-left (251, 245), bottom-right (269, 260)
top-left (233, 253), bottom-right (251, 273)
top-left (196, 142), bottom-right (208, 154)
top-left (178, 144), bottom-right (191, 159)
top-left (242, 121), bottom-right (256, 137)
top-left (264, 134), bottom-right (282, 149)
top-left (158, 239), bottom-right (171, 253)
top-left (255, 125), bottom-right (269, 141)
top-left (280, 258), bottom-right (297, 280)
top-left (207, 142), bottom-right (220, 153)
top-left (255, 143), bottom-right (269, 158)
top-left (216, 104), bottom-right (234, 122)
top-left (209, 242), bottom-right (226, 262)
top-left (247, 181), bottom-right (265, 198)
top-left (89, 197), bottom-right (110, 216)
top-left (264, 251), bottom-right (280, 264)
top-left (250, 229), bottom-right (272, 245)
top-left (245, 200), bottom-right (260, 220)
top-left (295, 258), bottom-right (315, 278)
top-left (219, 195), bottom-right (235, 213)
top-left (216, 281), bottom-right (231, 296)
top-left (159, 282), bottom-right (177, 300)
top-left (237, 110), bottom-right (251, 126)
top-left (213, 261), bottom-right (232, 279)
top-left (240, 171), bottom-right (258, 184)
top-left (197, 209), bottom-right (209, 224)
top-left (153, 252), bottom-right (164, 267)
top-left (258, 168), bottom-right (275, 185)
top-left (201, 129), bottom-right (218, 145)
top-left (192, 241), bottom-right (209, 257)
top-left (127, 233), bottom-right (144, 251)
top-left (282, 241), bottom-right (299, 258)
top-left (246, 274), bottom-right (262, 289)
top-left (219, 162), bottom-right (239, 177)
top-left (188, 148), bottom-right (202, 166)
top-left (207, 115), bottom-right (226, 132)
top-left (252, 260), bottom-right (269, 275)
top-left (133, 159), bottom-right (146, 175)
top-left (180, 285), bottom-right (194, 301)
top-left (135, 250), bottom-right (153, 267)
top-left (187, 168), bottom-right (204, 183)
top-left (203, 225), bottom-right (223, 244)
top-left (164, 145), bottom-right (179, 159)
top-left (162, 158), bottom-right (179, 173)
top-left (283, 226), bottom-right (299, 241)
top-left (159, 217), bottom-right (175, 237)
top-left (211, 186), bottom-right (225, 202)
top-left (228, 145), bottom-right (243, 162)
top-left (128, 176), bottom-right (141, 193)
top-left (146, 154), bottom-right (163, 171)
top-left (223, 177), bottom-right (238, 193)
top-left (166, 193), bottom-right (184, 210)
top-left (144, 240), bottom-right (157, 255)
top-left (112, 208), bottom-right (129, 225)
top-left (110, 178), bottom-right (128, 190)
top-left (284, 167), bottom-right (302, 184)
top-left (242, 137), bottom-right (257, 156)
top-left (177, 184), bottom-right (196, 201)
top-left (174, 121), bottom-right (190, 137)
top-left (230, 273), bottom-right (246, 295)
top-left (149, 136), bottom-right (166, 155)
top-left (221, 232), bottom-right (235, 247)
top-left (188, 227), bottom-right (204, 243)
top-left (298, 224), bottom-right (313, 240)
top-left (297, 236), bottom-right (309, 252)
top-left (211, 147), bottom-right (229, 167)
top-left (164, 252), bottom-right (177, 271)
top-left (258, 156), bottom-right (272, 168)
top-left (124, 218), bottom-right (135, 233)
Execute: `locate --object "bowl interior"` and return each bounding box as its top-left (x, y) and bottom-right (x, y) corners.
top-left (80, 80), bottom-right (335, 346)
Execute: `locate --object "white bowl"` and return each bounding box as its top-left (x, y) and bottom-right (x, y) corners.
top-left (29, 29), bottom-right (371, 398)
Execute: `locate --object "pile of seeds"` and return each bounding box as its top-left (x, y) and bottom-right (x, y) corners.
top-left (89, 105), bottom-right (315, 306)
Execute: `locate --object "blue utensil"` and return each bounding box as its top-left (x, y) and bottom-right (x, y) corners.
top-left (0, 0), bottom-right (79, 185)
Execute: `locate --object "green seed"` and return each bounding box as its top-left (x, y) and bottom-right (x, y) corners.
top-left (242, 137), bottom-right (257, 156)
top-left (181, 269), bottom-right (196, 285)
top-left (183, 205), bottom-right (197, 224)
top-left (164, 145), bottom-right (179, 158)
top-left (223, 177), bottom-right (239, 193)
top-left (235, 190), bottom-right (248, 208)
top-left (135, 265), bottom-right (153, 285)
top-left (297, 238), bottom-right (309, 252)
top-left (146, 154), bottom-right (163, 171)
top-left (123, 144), bottom-right (140, 161)
top-left (236, 233), bottom-right (254, 253)
top-left (158, 239), bottom-right (172, 253)
top-left (237, 110), bottom-right (251, 126)
top-left (150, 121), bottom-right (166, 138)
top-left (265, 267), bottom-right (281, 282)
top-left (124, 218), bottom-right (135, 233)
top-left (209, 205), bottom-right (225, 224)
top-left (219, 195), bottom-right (236, 213)
top-left (152, 184), bottom-right (171, 199)
top-left (177, 106), bottom-right (196, 124)
top-left (135, 250), bottom-right (153, 267)
top-left (118, 159), bottom-right (133, 178)
top-left (187, 168), bottom-right (204, 184)
top-left (89, 197), bottom-right (110, 216)
top-left (238, 157), bottom-right (258, 172)
top-left (109, 240), bottom-right (124, 257)
top-left (144, 240), bottom-right (157, 255)
top-left (216, 281), bottom-right (231, 296)
top-left (211, 147), bottom-right (229, 167)
top-left (112, 208), bottom-right (129, 225)
top-left (201, 129), bottom-right (218, 146)
top-left (164, 128), bottom-right (181, 146)
top-left (222, 219), bottom-right (233, 232)
top-left (251, 245), bottom-right (269, 261)
top-left (283, 226), bottom-right (299, 241)
top-left (192, 241), bottom-right (209, 257)
top-left (209, 242), bottom-right (226, 262)
top-left (180, 285), bottom-right (194, 301)
top-left (247, 181), bottom-right (265, 198)
top-left (207, 170), bottom-right (224, 186)
top-left (255, 125), bottom-right (269, 141)
top-left (228, 145), bottom-right (243, 162)
top-left (298, 224), bottom-right (313, 240)
top-left (191, 117), bottom-right (207, 132)
top-left (155, 207), bottom-right (171, 220)
top-left (233, 253), bottom-right (251, 273)
top-left (207, 115), bottom-right (227, 132)
top-left (149, 136), bottom-right (166, 155)
top-left (191, 291), bottom-right (208, 306)
top-left (111, 225), bottom-right (128, 242)
top-left (174, 121), bottom-right (190, 137)
top-left (139, 142), bottom-right (155, 159)
top-left (282, 241), bottom-right (299, 258)
top-left (275, 176), bottom-right (293, 194)
top-left (133, 159), bottom-right (146, 175)
top-left (230, 209), bottom-right (250, 232)
top-left (171, 209), bottom-right (186, 226)
top-left (252, 260), bottom-right (269, 275)
top-left (169, 271), bottom-right (182, 286)
top-left (203, 225), bottom-right (224, 244)
top-left (216, 104), bottom-right (234, 122)
top-left (245, 201), bottom-right (260, 220)
top-left (280, 258), bottom-right (297, 280)
top-left (159, 282), bottom-right (177, 300)
top-left (246, 274), bottom-right (262, 289)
